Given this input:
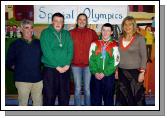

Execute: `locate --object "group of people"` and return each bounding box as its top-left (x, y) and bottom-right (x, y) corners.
top-left (6, 12), bottom-right (147, 106)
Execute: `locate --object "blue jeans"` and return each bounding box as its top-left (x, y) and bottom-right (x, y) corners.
top-left (71, 66), bottom-right (91, 106)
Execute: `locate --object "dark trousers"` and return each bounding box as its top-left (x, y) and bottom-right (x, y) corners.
top-left (90, 74), bottom-right (115, 106)
top-left (42, 67), bottom-right (70, 106)
top-left (116, 68), bottom-right (146, 106)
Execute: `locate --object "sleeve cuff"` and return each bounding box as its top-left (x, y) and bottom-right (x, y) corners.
top-left (138, 68), bottom-right (145, 73)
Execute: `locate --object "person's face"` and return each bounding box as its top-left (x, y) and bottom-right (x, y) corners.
top-left (77, 15), bottom-right (87, 28)
top-left (102, 26), bottom-right (113, 40)
top-left (52, 16), bottom-right (64, 32)
top-left (21, 24), bottom-right (33, 39)
top-left (123, 20), bottom-right (134, 35)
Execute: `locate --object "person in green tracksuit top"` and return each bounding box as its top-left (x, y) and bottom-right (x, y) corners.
top-left (89, 23), bottom-right (120, 106)
top-left (40, 13), bottom-right (73, 106)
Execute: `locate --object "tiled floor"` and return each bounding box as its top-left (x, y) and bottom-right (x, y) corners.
top-left (5, 94), bottom-right (155, 106)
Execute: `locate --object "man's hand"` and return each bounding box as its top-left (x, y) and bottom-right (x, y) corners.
top-left (56, 65), bottom-right (70, 73)
top-left (63, 65), bottom-right (70, 72)
top-left (95, 73), bottom-right (101, 80)
top-left (56, 66), bottom-right (65, 73)
top-left (11, 65), bottom-right (15, 70)
top-left (99, 73), bottom-right (104, 80)
top-left (95, 73), bottom-right (104, 80)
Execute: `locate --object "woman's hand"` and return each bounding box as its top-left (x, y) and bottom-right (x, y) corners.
top-left (138, 72), bottom-right (145, 83)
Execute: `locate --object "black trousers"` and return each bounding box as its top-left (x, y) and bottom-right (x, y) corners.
top-left (116, 68), bottom-right (146, 106)
top-left (42, 67), bottom-right (70, 106)
top-left (90, 74), bottom-right (115, 106)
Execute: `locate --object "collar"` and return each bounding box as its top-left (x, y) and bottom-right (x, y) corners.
top-left (120, 35), bottom-right (136, 50)
top-left (101, 36), bottom-right (113, 42)
top-left (22, 38), bottom-right (33, 44)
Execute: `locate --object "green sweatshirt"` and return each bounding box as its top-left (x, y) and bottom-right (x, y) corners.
top-left (89, 39), bottom-right (120, 76)
top-left (40, 25), bottom-right (73, 68)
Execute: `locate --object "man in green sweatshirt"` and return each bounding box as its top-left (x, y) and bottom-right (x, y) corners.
top-left (40, 13), bottom-right (73, 106)
top-left (89, 23), bottom-right (120, 106)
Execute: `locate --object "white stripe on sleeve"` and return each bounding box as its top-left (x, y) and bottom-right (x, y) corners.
top-left (113, 47), bottom-right (120, 66)
top-left (89, 42), bottom-right (96, 60)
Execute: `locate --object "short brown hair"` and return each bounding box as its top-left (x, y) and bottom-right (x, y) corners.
top-left (52, 12), bottom-right (64, 22)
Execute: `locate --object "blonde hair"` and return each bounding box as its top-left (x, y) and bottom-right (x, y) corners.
top-left (121, 16), bottom-right (137, 37)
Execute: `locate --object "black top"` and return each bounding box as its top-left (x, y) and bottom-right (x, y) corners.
top-left (6, 38), bottom-right (42, 83)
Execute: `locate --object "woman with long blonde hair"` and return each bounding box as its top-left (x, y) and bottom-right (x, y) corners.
top-left (116, 16), bottom-right (147, 106)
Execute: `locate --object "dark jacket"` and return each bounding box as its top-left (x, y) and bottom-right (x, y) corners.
top-left (6, 38), bottom-right (42, 83)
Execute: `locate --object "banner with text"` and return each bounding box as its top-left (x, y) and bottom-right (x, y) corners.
top-left (34, 5), bottom-right (128, 24)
